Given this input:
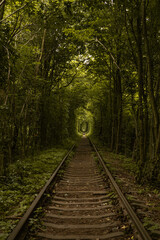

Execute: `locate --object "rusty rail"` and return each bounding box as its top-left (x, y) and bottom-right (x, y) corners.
top-left (89, 139), bottom-right (152, 240)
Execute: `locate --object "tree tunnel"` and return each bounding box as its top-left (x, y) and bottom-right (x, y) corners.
top-left (75, 107), bottom-right (93, 136)
top-left (79, 121), bottom-right (89, 134)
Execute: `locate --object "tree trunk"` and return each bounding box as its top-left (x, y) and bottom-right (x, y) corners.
top-left (142, 0), bottom-right (159, 138)
top-left (115, 63), bottom-right (122, 154)
top-left (142, 0), bottom-right (160, 179)
top-left (136, 12), bottom-right (145, 181)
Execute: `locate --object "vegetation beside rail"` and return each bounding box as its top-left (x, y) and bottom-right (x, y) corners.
top-left (91, 137), bottom-right (160, 237)
top-left (0, 144), bottom-right (74, 239)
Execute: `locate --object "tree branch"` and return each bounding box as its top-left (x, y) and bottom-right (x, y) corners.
top-left (59, 72), bottom-right (77, 89)
top-left (21, 28), bottom-right (41, 47)
top-left (95, 38), bottom-right (121, 71)
top-left (0, 0), bottom-right (32, 23)
top-left (0, 0), bottom-right (5, 7)
top-left (3, 46), bottom-right (11, 105)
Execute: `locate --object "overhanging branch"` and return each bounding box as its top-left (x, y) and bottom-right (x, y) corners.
top-left (0, 0), bottom-right (32, 23)
top-left (95, 38), bottom-right (121, 71)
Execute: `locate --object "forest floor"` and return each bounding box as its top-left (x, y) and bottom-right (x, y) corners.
top-left (0, 141), bottom-right (74, 240)
top-left (94, 141), bottom-right (160, 239)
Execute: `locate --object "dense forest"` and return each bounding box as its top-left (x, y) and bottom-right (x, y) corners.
top-left (0, 0), bottom-right (160, 185)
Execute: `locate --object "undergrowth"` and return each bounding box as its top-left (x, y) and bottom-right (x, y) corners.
top-left (0, 145), bottom-right (73, 240)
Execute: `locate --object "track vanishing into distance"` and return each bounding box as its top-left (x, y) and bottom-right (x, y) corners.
top-left (8, 137), bottom-right (152, 240)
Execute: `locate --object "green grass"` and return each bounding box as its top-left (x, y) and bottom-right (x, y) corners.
top-left (0, 146), bottom-right (72, 239)
top-left (109, 152), bottom-right (139, 175)
top-left (143, 217), bottom-right (160, 231)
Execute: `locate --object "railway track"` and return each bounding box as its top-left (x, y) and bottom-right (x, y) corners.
top-left (7, 137), bottom-right (152, 240)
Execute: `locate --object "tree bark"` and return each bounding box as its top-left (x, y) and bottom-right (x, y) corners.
top-left (142, 0), bottom-right (160, 179)
top-left (136, 10), bottom-right (145, 181)
top-left (142, 0), bottom-right (159, 138)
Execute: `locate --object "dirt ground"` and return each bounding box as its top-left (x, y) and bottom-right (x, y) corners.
top-left (99, 150), bottom-right (160, 239)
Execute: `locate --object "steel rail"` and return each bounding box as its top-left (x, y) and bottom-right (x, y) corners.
top-left (90, 139), bottom-right (152, 240)
top-left (7, 145), bottom-right (75, 240)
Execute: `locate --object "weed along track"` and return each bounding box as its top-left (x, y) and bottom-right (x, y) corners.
top-left (8, 137), bottom-right (152, 240)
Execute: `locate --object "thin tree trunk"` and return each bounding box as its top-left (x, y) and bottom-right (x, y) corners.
top-left (115, 64), bottom-right (122, 154)
top-left (136, 12), bottom-right (145, 181)
top-left (36, 28), bottom-right (46, 77)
